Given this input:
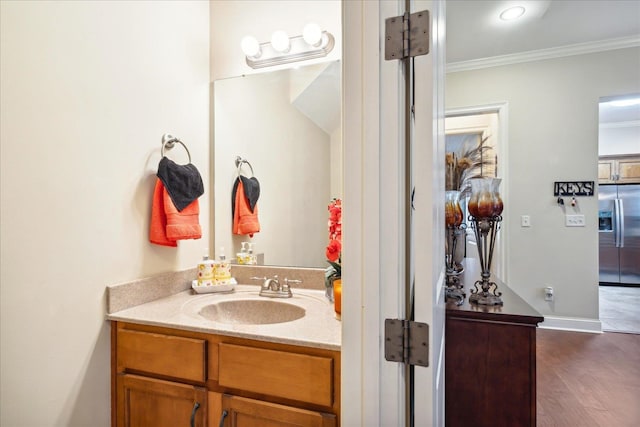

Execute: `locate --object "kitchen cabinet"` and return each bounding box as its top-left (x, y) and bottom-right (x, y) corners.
top-left (599, 155), bottom-right (640, 184)
top-left (445, 260), bottom-right (543, 427)
top-left (111, 322), bottom-right (340, 427)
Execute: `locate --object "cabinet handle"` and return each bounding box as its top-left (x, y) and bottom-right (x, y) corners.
top-left (190, 402), bottom-right (200, 427)
top-left (218, 410), bottom-right (229, 427)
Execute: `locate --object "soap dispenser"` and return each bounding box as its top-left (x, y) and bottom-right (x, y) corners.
top-left (247, 243), bottom-right (257, 265)
top-left (237, 242), bottom-right (248, 264)
top-left (215, 246), bottom-right (232, 285)
top-left (197, 248), bottom-right (215, 287)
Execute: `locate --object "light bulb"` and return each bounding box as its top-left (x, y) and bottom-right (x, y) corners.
top-left (303, 23), bottom-right (323, 47)
top-left (499, 6), bottom-right (525, 21)
top-left (270, 30), bottom-right (290, 53)
top-left (240, 36), bottom-right (261, 58)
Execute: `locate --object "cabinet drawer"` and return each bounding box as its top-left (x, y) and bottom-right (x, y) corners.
top-left (218, 343), bottom-right (334, 407)
top-left (117, 329), bottom-right (206, 383)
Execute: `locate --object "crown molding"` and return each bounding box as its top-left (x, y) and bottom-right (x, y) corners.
top-left (447, 35), bottom-right (640, 73)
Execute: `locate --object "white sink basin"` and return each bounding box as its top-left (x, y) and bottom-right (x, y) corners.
top-left (198, 299), bottom-right (306, 325)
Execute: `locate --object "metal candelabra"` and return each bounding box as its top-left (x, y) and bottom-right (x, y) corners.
top-left (445, 224), bottom-right (466, 304)
top-left (468, 215), bottom-right (503, 306)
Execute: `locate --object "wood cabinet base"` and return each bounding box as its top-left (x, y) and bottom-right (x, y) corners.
top-left (112, 322), bottom-right (340, 427)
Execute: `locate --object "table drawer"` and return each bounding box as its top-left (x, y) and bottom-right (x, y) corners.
top-left (117, 329), bottom-right (206, 383)
top-left (218, 343), bottom-right (334, 407)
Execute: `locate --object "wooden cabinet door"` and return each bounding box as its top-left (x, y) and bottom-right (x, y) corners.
top-left (117, 374), bottom-right (206, 427)
top-left (617, 156), bottom-right (640, 183)
top-left (220, 394), bottom-right (336, 427)
top-left (598, 160), bottom-right (615, 183)
top-left (599, 156), bottom-right (640, 184)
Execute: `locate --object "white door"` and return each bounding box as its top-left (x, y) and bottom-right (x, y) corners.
top-left (342, 1), bottom-right (446, 425)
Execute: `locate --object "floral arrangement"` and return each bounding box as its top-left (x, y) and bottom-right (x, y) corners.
top-left (445, 135), bottom-right (494, 196)
top-left (325, 198), bottom-right (342, 280)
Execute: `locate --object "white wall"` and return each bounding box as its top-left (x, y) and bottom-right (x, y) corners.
top-left (330, 126), bottom-right (343, 198)
top-left (447, 47), bottom-right (640, 322)
top-left (210, 0), bottom-right (341, 81)
top-left (214, 71), bottom-right (330, 267)
top-left (0, 1), bottom-right (210, 425)
top-left (599, 125), bottom-right (640, 156)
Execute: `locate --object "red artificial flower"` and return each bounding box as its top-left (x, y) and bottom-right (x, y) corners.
top-left (329, 204), bottom-right (342, 223)
top-left (326, 239), bottom-right (342, 262)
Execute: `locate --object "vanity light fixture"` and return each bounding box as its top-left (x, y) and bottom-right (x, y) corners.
top-left (499, 6), bottom-right (526, 21)
top-left (241, 23), bottom-right (335, 69)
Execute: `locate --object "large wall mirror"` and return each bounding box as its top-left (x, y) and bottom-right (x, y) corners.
top-left (214, 60), bottom-right (342, 268)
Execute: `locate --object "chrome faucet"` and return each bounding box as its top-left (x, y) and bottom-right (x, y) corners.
top-left (250, 275), bottom-right (301, 298)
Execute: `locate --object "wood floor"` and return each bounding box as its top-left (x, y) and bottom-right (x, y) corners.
top-left (537, 329), bottom-right (640, 426)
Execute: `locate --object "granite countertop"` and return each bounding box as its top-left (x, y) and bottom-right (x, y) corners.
top-left (107, 283), bottom-right (341, 351)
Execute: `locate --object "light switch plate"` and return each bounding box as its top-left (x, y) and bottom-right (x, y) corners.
top-left (565, 214), bottom-right (585, 227)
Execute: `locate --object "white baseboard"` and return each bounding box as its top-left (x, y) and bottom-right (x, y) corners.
top-left (539, 316), bottom-right (602, 334)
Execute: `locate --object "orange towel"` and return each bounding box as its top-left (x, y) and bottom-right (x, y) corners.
top-left (150, 179), bottom-right (201, 246)
top-left (164, 187), bottom-right (201, 240)
top-left (233, 178), bottom-right (260, 237)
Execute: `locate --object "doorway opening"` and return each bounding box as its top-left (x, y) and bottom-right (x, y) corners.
top-left (597, 93), bottom-right (640, 334)
top-left (445, 104), bottom-right (507, 282)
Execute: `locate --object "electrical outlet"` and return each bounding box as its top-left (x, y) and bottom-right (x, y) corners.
top-left (521, 215), bottom-right (531, 227)
top-left (565, 214), bottom-right (585, 227)
top-left (544, 286), bottom-right (554, 301)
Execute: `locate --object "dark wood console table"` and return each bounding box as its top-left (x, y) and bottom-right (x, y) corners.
top-left (445, 260), bottom-right (543, 427)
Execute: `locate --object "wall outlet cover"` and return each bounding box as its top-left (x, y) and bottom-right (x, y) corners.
top-left (565, 214), bottom-right (585, 227)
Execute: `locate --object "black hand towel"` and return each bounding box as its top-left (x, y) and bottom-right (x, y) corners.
top-left (231, 175), bottom-right (260, 218)
top-left (157, 157), bottom-right (204, 211)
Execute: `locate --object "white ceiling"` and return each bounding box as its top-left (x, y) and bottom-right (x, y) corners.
top-left (446, 0), bottom-right (640, 125)
top-left (446, 0), bottom-right (640, 63)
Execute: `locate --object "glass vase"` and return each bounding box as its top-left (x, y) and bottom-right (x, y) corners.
top-left (445, 191), bottom-right (464, 227)
top-left (333, 278), bottom-right (342, 320)
top-left (469, 177), bottom-right (503, 219)
top-left (490, 178), bottom-right (504, 216)
top-left (467, 179), bottom-right (483, 217)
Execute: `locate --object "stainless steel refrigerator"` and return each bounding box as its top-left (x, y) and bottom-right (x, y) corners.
top-left (599, 184), bottom-right (640, 285)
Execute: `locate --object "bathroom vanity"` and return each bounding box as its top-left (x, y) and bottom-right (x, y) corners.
top-left (112, 322), bottom-right (340, 427)
top-left (107, 277), bottom-right (341, 427)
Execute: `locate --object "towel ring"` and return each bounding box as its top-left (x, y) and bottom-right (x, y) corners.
top-left (235, 156), bottom-right (254, 177)
top-left (161, 133), bottom-right (192, 163)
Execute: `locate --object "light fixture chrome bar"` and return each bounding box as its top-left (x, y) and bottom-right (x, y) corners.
top-left (245, 32), bottom-right (335, 69)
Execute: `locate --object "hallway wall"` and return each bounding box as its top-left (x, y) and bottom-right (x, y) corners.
top-left (447, 47), bottom-right (640, 326)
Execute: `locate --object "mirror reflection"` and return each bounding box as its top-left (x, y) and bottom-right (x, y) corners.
top-left (214, 61), bottom-right (342, 268)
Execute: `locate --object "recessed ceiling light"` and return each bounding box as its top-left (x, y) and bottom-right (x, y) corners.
top-left (500, 6), bottom-right (526, 21)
